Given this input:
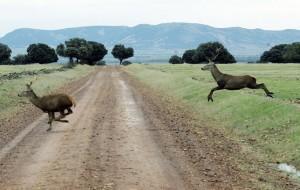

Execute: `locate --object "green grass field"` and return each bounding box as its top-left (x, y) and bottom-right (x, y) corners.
top-left (126, 63), bottom-right (300, 167)
top-left (0, 64), bottom-right (63, 75)
top-left (0, 64), bottom-right (93, 121)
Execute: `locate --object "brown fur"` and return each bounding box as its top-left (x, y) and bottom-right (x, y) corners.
top-left (18, 82), bottom-right (75, 131)
top-left (201, 63), bottom-right (274, 102)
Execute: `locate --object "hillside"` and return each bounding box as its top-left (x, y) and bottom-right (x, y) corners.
top-left (1, 23), bottom-right (300, 61)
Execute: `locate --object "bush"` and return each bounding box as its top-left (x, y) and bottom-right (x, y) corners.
top-left (0, 59), bottom-right (12, 65)
top-left (0, 43), bottom-right (12, 64)
top-left (122, 61), bottom-right (132, 66)
top-left (62, 62), bottom-right (76, 69)
top-left (169, 55), bottom-right (183, 64)
top-left (96, 60), bottom-right (106, 66)
top-left (13, 54), bottom-right (29, 65)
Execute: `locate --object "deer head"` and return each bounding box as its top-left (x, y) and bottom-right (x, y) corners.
top-left (18, 82), bottom-right (33, 97)
top-left (201, 62), bottom-right (215, 71)
top-left (18, 79), bottom-right (37, 98)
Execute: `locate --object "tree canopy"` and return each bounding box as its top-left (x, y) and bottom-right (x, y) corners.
top-left (57, 38), bottom-right (107, 65)
top-left (283, 43), bottom-right (300, 63)
top-left (79, 41), bottom-right (108, 65)
top-left (260, 43), bottom-right (300, 63)
top-left (182, 49), bottom-right (197, 64)
top-left (111, 44), bottom-right (134, 64)
top-left (260, 44), bottom-right (288, 63)
top-left (0, 43), bottom-right (12, 64)
top-left (181, 42), bottom-right (236, 64)
top-left (27, 43), bottom-right (58, 64)
top-left (195, 42), bottom-right (236, 63)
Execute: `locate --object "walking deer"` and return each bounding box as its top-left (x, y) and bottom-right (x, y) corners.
top-left (18, 81), bottom-right (76, 131)
top-left (201, 49), bottom-right (274, 102)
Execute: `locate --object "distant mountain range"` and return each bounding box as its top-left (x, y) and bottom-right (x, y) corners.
top-left (1, 23), bottom-right (300, 62)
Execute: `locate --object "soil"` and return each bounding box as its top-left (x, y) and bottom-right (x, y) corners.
top-left (0, 66), bottom-right (298, 190)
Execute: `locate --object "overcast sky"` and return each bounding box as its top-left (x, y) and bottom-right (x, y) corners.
top-left (1, 0), bottom-right (300, 36)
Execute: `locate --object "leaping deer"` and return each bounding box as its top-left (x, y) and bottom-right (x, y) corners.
top-left (201, 48), bottom-right (274, 102)
top-left (18, 81), bottom-right (76, 131)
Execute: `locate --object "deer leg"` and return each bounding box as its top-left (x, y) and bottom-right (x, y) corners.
top-left (53, 110), bottom-right (68, 123)
top-left (54, 115), bottom-right (69, 123)
top-left (47, 112), bottom-right (51, 124)
top-left (60, 108), bottom-right (73, 116)
top-left (55, 119), bottom-right (69, 123)
top-left (47, 112), bottom-right (54, 131)
top-left (67, 108), bottom-right (73, 115)
top-left (250, 83), bottom-right (274, 97)
top-left (57, 111), bottom-right (66, 119)
top-left (208, 86), bottom-right (223, 102)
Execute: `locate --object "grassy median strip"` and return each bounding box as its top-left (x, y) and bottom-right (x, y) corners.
top-left (125, 63), bottom-right (300, 167)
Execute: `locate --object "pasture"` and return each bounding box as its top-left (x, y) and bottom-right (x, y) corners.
top-left (0, 64), bottom-right (93, 121)
top-left (126, 63), bottom-right (300, 167)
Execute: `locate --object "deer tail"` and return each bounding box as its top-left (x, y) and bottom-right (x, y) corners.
top-left (68, 95), bottom-right (76, 108)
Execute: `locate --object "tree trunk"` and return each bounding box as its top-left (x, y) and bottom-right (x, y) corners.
top-left (120, 59), bottom-right (123, 65)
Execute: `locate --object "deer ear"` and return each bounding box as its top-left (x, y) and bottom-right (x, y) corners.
top-left (26, 81), bottom-right (33, 87)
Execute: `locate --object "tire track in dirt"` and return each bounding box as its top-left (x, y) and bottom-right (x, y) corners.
top-left (85, 70), bottom-right (189, 189)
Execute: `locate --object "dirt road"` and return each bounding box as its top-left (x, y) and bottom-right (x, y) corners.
top-left (0, 67), bottom-right (297, 190)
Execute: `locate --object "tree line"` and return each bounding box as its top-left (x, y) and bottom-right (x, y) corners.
top-left (0, 38), bottom-right (134, 65)
top-left (2, 39), bottom-right (300, 65)
top-left (169, 41), bottom-right (300, 64)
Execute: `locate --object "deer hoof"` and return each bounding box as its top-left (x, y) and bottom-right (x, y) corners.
top-left (267, 94), bottom-right (274, 98)
top-left (47, 127), bottom-right (52, 131)
top-left (208, 96), bottom-right (214, 102)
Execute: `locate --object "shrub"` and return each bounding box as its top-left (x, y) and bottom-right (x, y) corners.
top-left (96, 60), bottom-right (106, 66)
top-left (122, 61), bottom-right (132, 66)
top-left (169, 55), bottom-right (183, 64)
top-left (13, 54), bottom-right (29, 65)
top-left (0, 43), bottom-right (12, 64)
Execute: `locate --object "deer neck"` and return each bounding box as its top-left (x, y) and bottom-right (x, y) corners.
top-left (210, 64), bottom-right (224, 82)
top-left (28, 91), bottom-right (44, 110)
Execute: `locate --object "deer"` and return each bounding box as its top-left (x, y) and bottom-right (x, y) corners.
top-left (201, 48), bottom-right (274, 102)
top-left (18, 81), bottom-right (76, 131)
